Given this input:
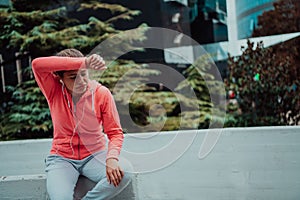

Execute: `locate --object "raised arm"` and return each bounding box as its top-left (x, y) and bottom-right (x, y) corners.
top-left (32, 54), bottom-right (106, 100)
top-left (32, 56), bottom-right (86, 100)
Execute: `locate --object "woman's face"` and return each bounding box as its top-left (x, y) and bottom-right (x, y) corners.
top-left (61, 69), bottom-right (88, 96)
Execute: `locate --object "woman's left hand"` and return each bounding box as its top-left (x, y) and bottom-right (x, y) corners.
top-left (106, 158), bottom-right (124, 187)
top-left (85, 54), bottom-right (107, 70)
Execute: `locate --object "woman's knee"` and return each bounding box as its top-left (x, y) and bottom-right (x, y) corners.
top-left (119, 157), bottom-right (133, 174)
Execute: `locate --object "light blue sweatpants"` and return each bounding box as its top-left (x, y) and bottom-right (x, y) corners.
top-left (45, 151), bottom-right (132, 200)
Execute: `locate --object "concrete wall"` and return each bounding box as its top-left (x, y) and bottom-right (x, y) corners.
top-left (1, 126), bottom-right (300, 200)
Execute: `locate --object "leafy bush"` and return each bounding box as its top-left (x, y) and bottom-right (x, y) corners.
top-left (225, 40), bottom-right (299, 126)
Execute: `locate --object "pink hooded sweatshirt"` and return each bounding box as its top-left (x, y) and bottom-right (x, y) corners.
top-left (32, 56), bottom-right (124, 160)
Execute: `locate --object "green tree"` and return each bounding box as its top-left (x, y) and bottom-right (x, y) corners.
top-left (226, 0), bottom-right (300, 126)
top-left (0, 0), bottom-right (144, 56)
top-left (252, 0), bottom-right (300, 36)
top-left (252, 0), bottom-right (299, 92)
top-left (226, 40), bottom-right (299, 126)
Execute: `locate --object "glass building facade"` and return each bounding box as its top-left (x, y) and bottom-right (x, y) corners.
top-left (0, 0), bottom-right (10, 6)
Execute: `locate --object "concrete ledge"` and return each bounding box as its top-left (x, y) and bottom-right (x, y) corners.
top-left (0, 174), bottom-right (136, 200)
top-left (0, 174), bottom-right (47, 200)
top-left (1, 126), bottom-right (300, 200)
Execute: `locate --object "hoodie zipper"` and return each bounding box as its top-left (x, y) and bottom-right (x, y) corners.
top-left (78, 137), bottom-right (80, 160)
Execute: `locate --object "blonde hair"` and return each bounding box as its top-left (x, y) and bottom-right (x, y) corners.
top-left (56, 48), bottom-right (84, 57)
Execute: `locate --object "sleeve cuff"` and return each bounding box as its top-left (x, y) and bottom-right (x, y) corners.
top-left (106, 149), bottom-right (120, 161)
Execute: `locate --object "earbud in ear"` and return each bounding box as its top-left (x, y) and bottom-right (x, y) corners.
top-left (60, 79), bottom-right (64, 85)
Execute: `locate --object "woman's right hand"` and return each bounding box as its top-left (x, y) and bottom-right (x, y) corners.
top-left (86, 54), bottom-right (107, 70)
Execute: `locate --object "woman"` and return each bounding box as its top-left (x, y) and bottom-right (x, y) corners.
top-left (32, 49), bottom-right (132, 200)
